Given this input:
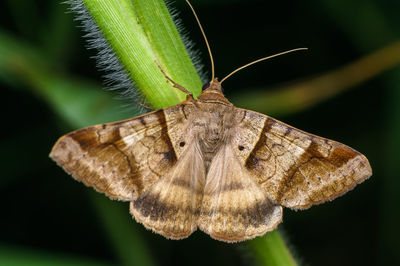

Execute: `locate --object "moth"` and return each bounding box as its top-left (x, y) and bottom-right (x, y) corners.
top-left (50, 0), bottom-right (372, 242)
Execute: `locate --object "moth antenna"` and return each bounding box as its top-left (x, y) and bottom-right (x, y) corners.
top-left (185, 0), bottom-right (215, 81)
top-left (220, 48), bottom-right (308, 84)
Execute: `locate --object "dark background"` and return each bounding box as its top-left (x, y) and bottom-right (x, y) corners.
top-left (1, 0), bottom-right (399, 265)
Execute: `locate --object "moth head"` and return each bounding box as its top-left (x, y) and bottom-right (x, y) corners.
top-left (202, 78), bottom-right (223, 93)
top-left (197, 78), bottom-right (231, 104)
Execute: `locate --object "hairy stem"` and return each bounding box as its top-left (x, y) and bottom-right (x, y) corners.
top-left (81, 0), bottom-right (202, 108)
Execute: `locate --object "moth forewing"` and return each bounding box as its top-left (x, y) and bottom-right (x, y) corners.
top-left (240, 111), bottom-right (372, 210)
top-left (50, 108), bottom-right (186, 201)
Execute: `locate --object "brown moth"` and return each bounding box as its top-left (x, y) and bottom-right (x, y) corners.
top-left (50, 0), bottom-right (372, 242)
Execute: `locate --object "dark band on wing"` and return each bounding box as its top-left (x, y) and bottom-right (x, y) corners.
top-left (244, 117), bottom-right (275, 171)
top-left (155, 109), bottom-right (178, 164)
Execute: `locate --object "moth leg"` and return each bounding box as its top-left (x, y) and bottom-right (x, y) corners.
top-left (135, 100), bottom-right (155, 111)
top-left (154, 60), bottom-right (194, 98)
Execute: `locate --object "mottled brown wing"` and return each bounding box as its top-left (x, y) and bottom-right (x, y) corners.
top-left (232, 109), bottom-right (372, 210)
top-left (199, 144), bottom-right (282, 242)
top-left (130, 140), bottom-right (205, 239)
top-left (50, 103), bottom-right (194, 201)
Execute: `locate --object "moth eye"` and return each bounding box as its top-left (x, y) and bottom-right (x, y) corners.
top-left (179, 141), bottom-right (186, 147)
top-left (238, 145), bottom-right (244, 151)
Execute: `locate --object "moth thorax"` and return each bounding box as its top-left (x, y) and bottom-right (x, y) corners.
top-left (199, 118), bottom-right (232, 172)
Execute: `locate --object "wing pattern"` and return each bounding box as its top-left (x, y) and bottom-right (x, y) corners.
top-left (237, 109), bottom-right (372, 209)
top-left (50, 104), bottom-right (193, 201)
top-left (199, 144), bottom-right (282, 242)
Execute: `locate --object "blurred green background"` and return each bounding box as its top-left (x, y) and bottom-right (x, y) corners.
top-left (1, 0), bottom-right (400, 265)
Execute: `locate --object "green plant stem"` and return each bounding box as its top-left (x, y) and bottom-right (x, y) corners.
top-left (248, 231), bottom-right (297, 266)
top-left (82, 0), bottom-right (202, 108)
